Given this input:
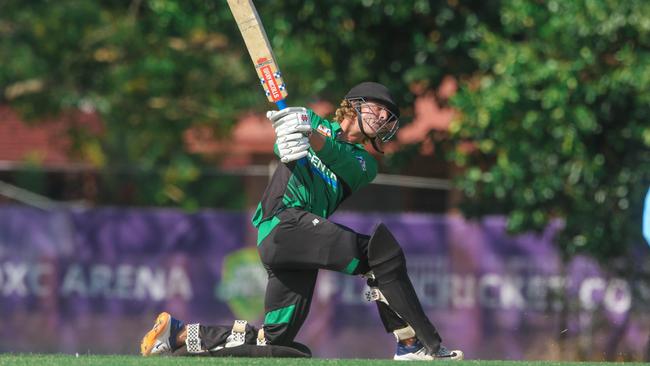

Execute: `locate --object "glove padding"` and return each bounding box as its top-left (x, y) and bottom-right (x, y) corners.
top-left (267, 107), bottom-right (312, 138)
top-left (276, 134), bottom-right (310, 163)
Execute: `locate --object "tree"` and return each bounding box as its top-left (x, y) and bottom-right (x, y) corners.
top-left (448, 0), bottom-right (650, 259)
top-left (1, 0), bottom-right (256, 207)
top-left (0, 0), bottom-right (495, 208)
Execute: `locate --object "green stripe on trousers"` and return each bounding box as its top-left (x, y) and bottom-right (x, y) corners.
top-left (344, 257), bottom-right (360, 274)
top-left (264, 304), bottom-right (296, 324)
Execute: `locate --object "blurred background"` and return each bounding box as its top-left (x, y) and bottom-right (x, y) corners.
top-left (0, 0), bottom-right (649, 361)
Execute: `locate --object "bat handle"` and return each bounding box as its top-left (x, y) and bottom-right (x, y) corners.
top-left (275, 99), bottom-right (287, 110)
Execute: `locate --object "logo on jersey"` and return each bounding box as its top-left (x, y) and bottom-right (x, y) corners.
top-left (303, 151), bottom-right (338, 189)
top-left (355, 155), bottom-right (367, 172)
top-left (317, 125), bottom-right (332, 137)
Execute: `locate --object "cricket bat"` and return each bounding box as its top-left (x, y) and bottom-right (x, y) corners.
top-left (226, 0), bottom-right (288, 110)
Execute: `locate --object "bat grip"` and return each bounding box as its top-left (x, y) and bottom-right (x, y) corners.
top-left (275, 99), bottom-right (287, 110)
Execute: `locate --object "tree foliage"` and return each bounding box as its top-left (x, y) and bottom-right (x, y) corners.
top-left (449, 0), bottom-right (650, 259)
top-left (0, 0), bottom-right (492, 207)
top-left (1, 0), bottom-right (253, 207)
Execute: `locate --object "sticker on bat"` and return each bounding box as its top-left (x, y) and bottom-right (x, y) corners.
top-left (256, 57), bottom-right (273, 68)
top-left (260, 64), bottom-right (283, 102)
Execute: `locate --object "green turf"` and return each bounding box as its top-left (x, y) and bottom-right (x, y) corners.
top-left (0, 355), bottom-right (648, 366)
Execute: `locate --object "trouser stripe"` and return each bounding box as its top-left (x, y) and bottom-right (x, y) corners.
top-left (343, 257), bottom-right (360, 274)
top-left (264, 304), bottom-right (296, 324)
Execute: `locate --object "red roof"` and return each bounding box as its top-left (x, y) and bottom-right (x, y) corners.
top-left (0, 106), bottom-right (71, 164)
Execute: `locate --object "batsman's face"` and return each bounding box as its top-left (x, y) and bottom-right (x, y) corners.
top-left (358, 102), bottom-right (398, 141)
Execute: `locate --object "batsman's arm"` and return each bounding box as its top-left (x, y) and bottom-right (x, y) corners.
top-left (309, 124), bottom-right (377, 190)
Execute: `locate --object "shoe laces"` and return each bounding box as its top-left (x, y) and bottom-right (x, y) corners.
top-left (396, 339), bottom-right (424, 355)
top-left (397, 340), bottom-right (456, 358)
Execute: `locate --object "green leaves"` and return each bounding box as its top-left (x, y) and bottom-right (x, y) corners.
top-left (449, 0), bottom-right (650, 260)
top-left (1, 0), bottom-right (251, 207)
top-left (1, 0), bottom-right (493, 208)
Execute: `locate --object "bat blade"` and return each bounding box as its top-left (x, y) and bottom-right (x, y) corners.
top-left (227, 0), bottom-right (288, 106)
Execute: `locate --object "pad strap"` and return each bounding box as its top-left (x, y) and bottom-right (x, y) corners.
top-left (257, 329), bottom-right (268, 346)
top-left (225, 320), bottom-right (247, 348)
top-left (393, 325), bottom-right (416, 341)
top-left (185, 323), bottom-right (204, 354)
top-left (364, 287), bottom-right (388, 305)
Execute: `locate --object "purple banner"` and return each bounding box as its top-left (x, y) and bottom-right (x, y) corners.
top-left (0, 206), bottom-right (648, 360)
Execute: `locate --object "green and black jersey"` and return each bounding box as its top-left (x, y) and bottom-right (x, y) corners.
top-left (252, 109), bottom-right (378, 244)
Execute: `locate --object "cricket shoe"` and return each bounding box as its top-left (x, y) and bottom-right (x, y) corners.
top-left (394, 340), bottom-right (464, 361)
top-left (140, 312), bottom-right (184, 356)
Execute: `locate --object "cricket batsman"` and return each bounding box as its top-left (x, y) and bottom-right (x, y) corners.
top-left (140, 82), bottom-right (464, 361)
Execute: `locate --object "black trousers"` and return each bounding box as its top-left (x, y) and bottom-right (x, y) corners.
top-left (257, 208), bottom-right (407, 345)
top-left (189, 208), bottom-right (410, 351)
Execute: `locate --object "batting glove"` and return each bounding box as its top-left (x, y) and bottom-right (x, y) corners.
top-left (266, 107), bottom-right (312, 138)
top-left (276, 134), bottom-right (310, 163)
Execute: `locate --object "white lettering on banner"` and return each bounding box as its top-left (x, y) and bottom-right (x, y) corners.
top-left (451, 275), bottom-right (475, 308)
top-left (417, 273), bottom-right (449, 307)
top-left (526, 275), bottom-right (549, 311)
top-left (3, 262), bottom-right (28, 296)
top-left (500, 276), bottom-right (525, 309)
top-left (29, 263), bottom-right (54, 297)
top-left (0, 259), bottom-right (642, 314)
top-left (0, 261), bottom-right (193, 301)
top-left (603, 279), bottom-right (631, 314)
top-left (478, 274), bottom-right (501, 308)
top-left (114, 265), bottom-right (134, 298)
top-left (546, 276), bottom-right (567, 312)
top-left (578, 277), bottom-right (632, 314)
top-left (167, 266), bottom-right (193, 300)
top-left (61, 264), bottom-right (87, 296)
top-left (329, 260), bottom-right (642, 315)
top-left (579, 277), bottom-right (606, 311)
top-left (134, 267), bottom-right (166, 301)
top-left (89, 265), bottom-right (113, 297)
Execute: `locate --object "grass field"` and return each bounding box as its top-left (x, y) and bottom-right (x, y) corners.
top-left (1, 355), bottom-right (648, 366)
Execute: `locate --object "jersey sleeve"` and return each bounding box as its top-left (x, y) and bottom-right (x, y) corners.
top-left (307, 108), bottom-right (324, 129)
top-left (305, 109), bottom-right (377, 191)
top-left (315, 137), bottom-right (378, 192)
